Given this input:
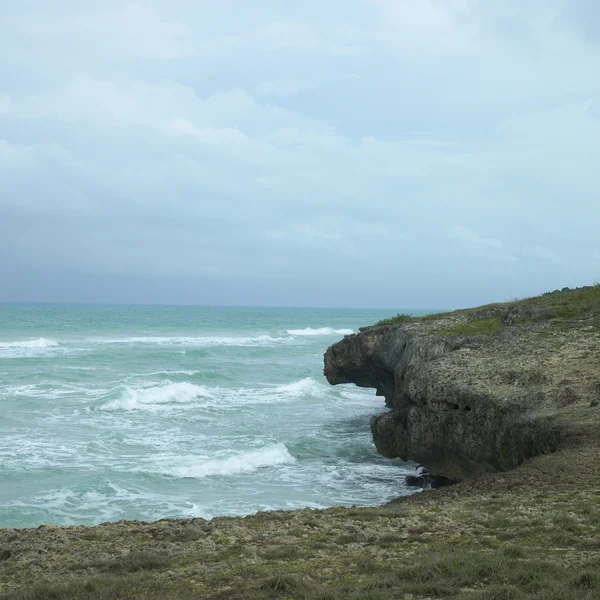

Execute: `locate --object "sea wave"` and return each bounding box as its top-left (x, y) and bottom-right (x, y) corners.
top-left (99, 382), bottom-right (213, 411)
top-left (274, 377), bottom-right (326, 397)
top-left (143, 370), bottom-right (201, 377)
top-left (0, 338), bottom-right (62, 359)
top-left (158, 444), bottom-right (296, 479)
top-left (90, 335), bottom-right (286, 347)
top-left (98, 377), bottom-right (328, 413)
top-left (0, 338), bottom-right (59, 349)
top-left (286, 327), bottom-right (354, 336)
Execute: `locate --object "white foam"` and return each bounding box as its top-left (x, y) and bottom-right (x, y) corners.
top-left (143, 370), bottom-right (201, 377)
top-left (90, 335), bottom-right (285, 347)
top-left (2, 383), bottom-right (104, 401)
top-left (274, 377), bottom-right (325, 397)
top-left (97, 376), bottom-right (329, 413)
top-left (0, 338), bottom-right (59, 349)
top-left (160, 444), bottom-right (296, 479)
top-left (286, 327), bottom-right (354, 336)
top-left (212, 378), bottom-right (327, 408)
top-left (99, 382), bottom-right (213, 411)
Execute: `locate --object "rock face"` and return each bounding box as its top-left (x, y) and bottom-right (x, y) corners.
top-left (324, 288), bottom-right (600, 481)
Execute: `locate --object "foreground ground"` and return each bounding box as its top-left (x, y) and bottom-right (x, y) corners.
top-left (1, 415), bottom-right (599, 600)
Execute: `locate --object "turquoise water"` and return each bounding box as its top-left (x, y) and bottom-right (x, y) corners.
top-left (0, 304), bottom-right (420, 528)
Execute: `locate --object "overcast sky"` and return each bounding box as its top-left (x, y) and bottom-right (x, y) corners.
top-left (1, 0), bottom-right (599, 308)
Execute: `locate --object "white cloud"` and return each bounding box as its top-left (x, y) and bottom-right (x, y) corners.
top-left (255, 75), bottom-right (356, 98)
top-left (369, 0), bottom-right (477, 36)
top-left (522, 246), bottom-right (567, 267)
top-left (20, 3), bottom-right (194, 60)
top-left (0, 94), bottom-right (12, 114)
top-left (0, 139), bottom-right (74, 170)
top-left (447, 226), bottom-right (503, 249)
top-left (161, 118), bottom-right (251, 146)
top-left (446, 226), bottom-right (516, 262)
top-left (2, 0), bottom-right (600, 305)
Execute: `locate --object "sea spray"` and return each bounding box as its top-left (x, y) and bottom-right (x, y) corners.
top-left (152, 444), bottom-right (297, 479)
top-left (287, 328), bottom-right (354, 336)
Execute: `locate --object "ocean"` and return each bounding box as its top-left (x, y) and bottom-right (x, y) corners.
top-left (0, 304), bottom-right (421, 528)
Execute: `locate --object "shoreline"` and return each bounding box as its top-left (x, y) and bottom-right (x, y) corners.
top-left (2, 436), bottom-right (599, 598)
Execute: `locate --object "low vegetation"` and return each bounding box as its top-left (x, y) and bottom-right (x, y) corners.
top-left (374, 312), bottom-right (419, 327)
top-left (374, 284), bottom-right (600, 335)
top-left (437, 318), bottom-right (505, 336)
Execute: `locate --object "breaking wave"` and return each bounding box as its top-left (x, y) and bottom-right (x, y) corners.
top-left (273, 377), bottom-right (326, 398)
top-left (99, 382), bottom-right (213, 411)
top-left (0, 338), bottom-right (59, 349)
top-left (286, 327), bottom-right (354, 336)
top-left (90, 335), bottom-right (286, 347)
top-left (98, 377), bottom-right (328, 413)
top-left (159, 444), bottom-right (296, 479)
top-left (0, 338), bottom-right (62, 359)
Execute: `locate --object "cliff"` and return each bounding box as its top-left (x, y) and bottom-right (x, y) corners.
top-left (324, 285), bottom-right (600, 481)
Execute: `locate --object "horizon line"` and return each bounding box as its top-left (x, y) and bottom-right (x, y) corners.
top-left (0, 300), bottom-right (449, 312)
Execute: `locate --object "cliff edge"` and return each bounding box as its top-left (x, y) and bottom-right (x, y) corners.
top-left (324, 286), bottom-right (600, 481)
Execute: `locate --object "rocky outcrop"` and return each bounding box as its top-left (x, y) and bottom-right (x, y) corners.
top-left (324, 288), bottom-right (600, 481)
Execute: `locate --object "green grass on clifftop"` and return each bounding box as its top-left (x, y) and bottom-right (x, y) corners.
top-left (437, 318), bottom-right (505, 336)
top-left (374, 313), bottom-right (419, 327)
top-left (374, 284), bottom-right (600, 334)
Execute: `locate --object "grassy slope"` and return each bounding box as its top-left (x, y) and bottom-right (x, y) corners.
top-left (376, 284), bottom-right (600, 334)
top-left (2, 287), bottom-right (600, 599)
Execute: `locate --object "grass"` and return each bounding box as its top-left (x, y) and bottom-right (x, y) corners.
top-left (374, 313), bottom-right (419, 327)
top-left (0, 574), bottom-right (200, 600)
top-left (373, 284), bottom-right (600, 335)
top-left (438, 318), bottom-right (505, 336)
top-left (79, 552), bottom-right (172, 573)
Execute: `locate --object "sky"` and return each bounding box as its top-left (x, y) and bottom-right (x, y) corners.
top-left (1, 0), bottom-right (599, 309)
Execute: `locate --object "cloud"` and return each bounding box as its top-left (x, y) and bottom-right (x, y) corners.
top-left (0, 94), bottom-right (12, 114)
top-left (522, 246), bottom-right (567, 267)
top-left (161, 118), bottom-right (251, 146)
top-left (1, 0), bottom-right (600, 306)
top-left (447, 226), bottom-right (503, 249)
top-left (368, 0), bottom-right (480, 50)
top-left (446, 226), bottom-right (517, 263)
top-left (6, 3), bottom-right (194, 61)
top-left (255, 75), bottom-right (356, 98)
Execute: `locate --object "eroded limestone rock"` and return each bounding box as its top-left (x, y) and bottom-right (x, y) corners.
top-left (324, 290), bottom-right (600, 481)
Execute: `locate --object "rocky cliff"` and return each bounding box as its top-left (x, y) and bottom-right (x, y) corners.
top-left (324, 286), bottom-right (600, 481)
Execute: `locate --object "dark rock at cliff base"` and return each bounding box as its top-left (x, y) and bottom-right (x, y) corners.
top-left (405, 471), bottom-right (457, 489)
top-left (324, 286), bottom-right (600, 481)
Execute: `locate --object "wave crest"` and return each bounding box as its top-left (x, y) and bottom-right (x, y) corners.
top-left (0, 338), bottom-right (59, 349)
top-left (274, 377), bottom-right (325, 397)
top-left (92, 335), bottom-right (284, 347)
top-left (99, 382), bottom-right (213, 411)
top-left (161, 444), bottom-right (296, 479)
top-left (286, 327), bottom-right (353, 336)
